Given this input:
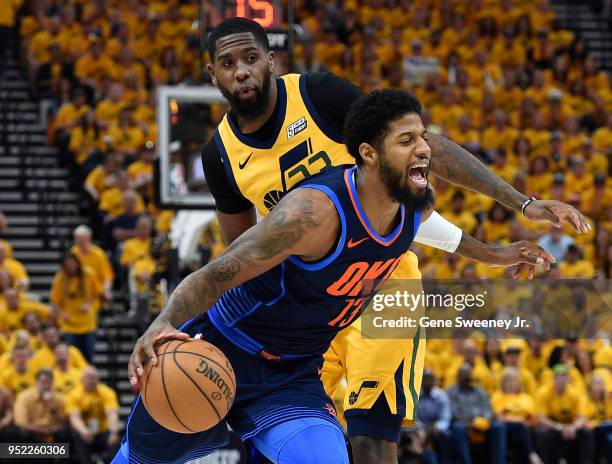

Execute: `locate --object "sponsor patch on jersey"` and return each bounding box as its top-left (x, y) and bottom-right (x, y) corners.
top-left (287, 116), bottom-right (307, 139)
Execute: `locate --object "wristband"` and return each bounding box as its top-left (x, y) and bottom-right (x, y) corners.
top-left (521, 197), bottom-right (537, 216)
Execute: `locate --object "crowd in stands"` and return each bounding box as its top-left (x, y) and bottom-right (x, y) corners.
top-left (0, 0), bottom-right (611, 462)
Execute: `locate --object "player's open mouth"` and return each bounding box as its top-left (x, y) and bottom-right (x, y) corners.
top-left (408, 162), bottom-right (428, 188)
top-left (237, 86), bottom-right (256, 98)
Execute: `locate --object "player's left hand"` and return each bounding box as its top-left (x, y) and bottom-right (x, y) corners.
top-left (491, 241), bottom-right (556, 280)
top-left (523, 200), bottom-right (591, 233)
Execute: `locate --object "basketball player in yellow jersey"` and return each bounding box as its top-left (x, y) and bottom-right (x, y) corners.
top-left (202, 18), bottom-right (590, 463)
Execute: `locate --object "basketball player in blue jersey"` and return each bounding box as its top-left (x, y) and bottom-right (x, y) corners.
top-left (116, 89), bottom-right (556, 464)
top-left (197, 17), bottom-right (590, 464)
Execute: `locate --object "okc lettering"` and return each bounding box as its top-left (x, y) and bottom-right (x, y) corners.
top-left (196, 359), bottom-right (234, 403)
top-left (326, 257), bottom-right (403, 327)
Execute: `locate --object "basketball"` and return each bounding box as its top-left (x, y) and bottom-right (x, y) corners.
top-left (140, 339), bottom-right (236, 434)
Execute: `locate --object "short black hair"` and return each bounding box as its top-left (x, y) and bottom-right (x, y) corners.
top-left (36, 368), bottom-right (53, 380)
top-left (208, 17), bottom-right (270, 62)
top-left (343, 89), bottom-right (422, 164)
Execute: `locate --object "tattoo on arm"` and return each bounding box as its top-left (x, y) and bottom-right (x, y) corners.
top-left (159, 197), bottom-right (320, 327)
top-left (428, 133), bottom-right (528, 211)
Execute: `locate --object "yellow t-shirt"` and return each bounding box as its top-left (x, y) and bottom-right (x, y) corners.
top-left (99, 188), bottom-right (145, 218)
top-left (0, 0), bottom-right (22, 27)
top-left (53, 367), bottom-right (83, 395)
top-left (132, 257), bottom-right (156, 293)
top-left (127, 161), bottom-right (153, 186)
top-left (0, 258), bottom-right (28, 285)
top-left (50, 267), bottom-right (101, 334)
top-left (84, 166), bottom-right (114, 197)
top-left (491, 391), bottom-right (535, 421)
top-left (536, 385), bottom-right (583, 423)
top-left (94, 100), bottom-right (125, 126)
top-left (0, 366), bottom-right (35, 397)
top-left (443, 211), bottom-right (477, 235)
top-left (55, 103), bottom-right (90, 130)
top-left (65, 384), bottom-right (119, 433)
top-left (120, 238), bottom-right (151, 268)
top-left (0, 239), bottom-right (12, 258)
top-left (0, 299), bottom-right (52, 333)
top-left (565, 172), bottom-right (594, 197)
top-left (30, 345), bottom-right (88, 373)
top-left (70, 245), bottom-right (114, 289)
top-left (74, 54), bottom-right (118, 84)
top-left (581, 395), bottom-right (612, 427)
top-left (559, 260), bottom-right (596, 279)
top-left (592, 127), bottom-right (612, 152)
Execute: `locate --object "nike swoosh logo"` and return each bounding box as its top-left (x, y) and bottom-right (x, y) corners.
top-left (238, 152), bottom-right (253, 169)
top-left (317, 366), bottom-right (323, 376)
top-left (347, 237), bottom-right (369, 248)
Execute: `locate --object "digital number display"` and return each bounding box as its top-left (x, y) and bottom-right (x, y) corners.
top-left (235, 0), bottom-right (279, 28)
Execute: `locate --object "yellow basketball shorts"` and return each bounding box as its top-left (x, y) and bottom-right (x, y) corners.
top-left (321, 251), bottom-right (426, 441)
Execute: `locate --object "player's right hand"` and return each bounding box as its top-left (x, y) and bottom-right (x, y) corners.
top-left (128, 318), bottom-right (190, 387)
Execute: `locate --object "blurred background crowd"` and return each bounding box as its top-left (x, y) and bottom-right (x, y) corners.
top-left (0, 0), bottom-right (611, 462)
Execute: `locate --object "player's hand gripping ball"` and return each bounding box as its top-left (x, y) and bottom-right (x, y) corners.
top-left (140, 339), bottom-right (236, 433)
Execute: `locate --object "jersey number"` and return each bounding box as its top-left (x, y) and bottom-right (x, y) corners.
top-left (263, 138), bottom-right (332, 211)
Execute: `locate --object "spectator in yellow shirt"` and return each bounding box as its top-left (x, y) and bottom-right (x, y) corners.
top-left (50, 252), bottom-right (101, 363)
top-left (68, 111), bottom-right (102, 166)
top-left (74, 38), bottom-right (117, 91)
top-left (13, 369), bottom-right (68, 444)
top-left (99, 171), bottom-right (145, 222)
top-left (71, 225), bottom-right (113, 301)
top-left (535, 364), bottom-right (590, 463)
top-left (0, 289), bottom-right (51, 333)
top-left (581, 374), bottom-right (612, 460)
top-left (52, 343), bottom-right (83, 395)
top-left (592, 113), bottom-right (612, 152)
top-left (0, 384), bottom-right (17, 443)
top-left (120, 215), bottom-right (152, 268)
top-left (128, 142), bottom-right (155, 202)
top-left (0, 347), bottom-right (34, 397)
top-left (54, 87), bottom-right (91, 134)
top-left (445, 191), bottom-right (477, 235)
top-left (94, 83), bottom-right (125, 128)
top-left (104, 108), bottom-right (145, 156)
top-left (30, 325), bottom-right (87, 374)
top-left (0, 243), bottom-right (28, 290)
top-left (491, 367), bottom-right (542, 464)
top-left (481, 109), bottom-right (519, 155)
top-left (84, 151), bottom-right (123, 201)
top-left (66, 367), bottom-right (120, 463)
top-left (559, 244), bottom-right (595, 278)
top-left (526, 156), bottom-right (553, 199)
top-left (579, 138), bottom-right (607, 175)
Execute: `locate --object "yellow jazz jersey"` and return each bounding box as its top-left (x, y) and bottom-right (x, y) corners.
top-left (215, 73), bottom-right (355, 214)
top-left (216, 73), bottom-right (424, 424)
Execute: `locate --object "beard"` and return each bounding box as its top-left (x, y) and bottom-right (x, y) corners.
top-left (218, 72), bottom-right (272, 119)
top-left (379, 157), bottom-right (435, 212)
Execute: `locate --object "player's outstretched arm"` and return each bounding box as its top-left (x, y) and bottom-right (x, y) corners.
top-left (128, 188), bottom-right (339, 385)
top-left (415, 209), bottom-right (554, 279)
top-left (427, 133), bottom-right (590, 233)
top-left (454, 233), bottom-right (555, 280)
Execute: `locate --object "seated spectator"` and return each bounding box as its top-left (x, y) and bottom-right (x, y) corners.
top-left (19, 312), bottom-right (45, 352)
top-left (498, 344), bottom-right (537, 396)
top-left (107, 192), bottom-right (142, 245)
top-left (13, 369), bottom-right (69, 444)
top-left (414, 368), bottom-right (452, 464)
top-left (71, 225), bottom-right (114, 302)
top-left (535, 364), bottom-right (591, 463)
top-left (127, 141), bottom-right (155, 201)
top-left (94, 82), bottom-right (125, 128)
top-left (30, 325), bottom-right (88, 373)
top-left (50, 252), bottom-right (101, 363)
top-left (559, 244), bottom-right (595, 278)
top-left (444, 340), bottom-right (495, 392)
top-left (0, 386), bottom-right (18, 443)
top-left (491, 368), bottom-right (542, 464)
top-left (120, 215), bottom-right (152, 268)
top-left (0, 347), bottom-right (35, 397)
top-left (68, 111), bottom-right (103, 169)
top-left (74, 38), bottom-right (117, 94)
top-left (52, 344), bottom-right (83, 395)
top-left (66, 367), bottom-right (120, 464)
top-left (104, 107), bottom-right (145, 156)
top-left (54, 87), bottom-right (90, 136)
top-left (84, 151), bottom-right (123, 202)
top-left (0, 288), bottom-right (52, 333)
top-left (447, 363), bottom-right (506, 464)
top-left (581, 374), bottom-right (612, 462)
top-left (99, 171), bottom-right (145, 223)
top-left (565, 156), bottom-right (594, 198)
top-left (444, 192), bottom-right (477, 235)
top-left (0, 330), bottom-right (29, 371)
top-left (0, 243), bottom-right (29, 290)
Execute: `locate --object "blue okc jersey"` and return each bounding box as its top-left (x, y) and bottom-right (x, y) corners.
top-left (206, 165), bottom-right (422, 359)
